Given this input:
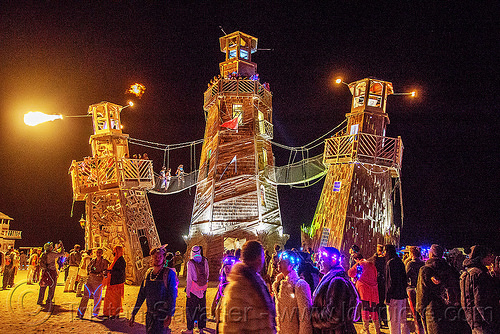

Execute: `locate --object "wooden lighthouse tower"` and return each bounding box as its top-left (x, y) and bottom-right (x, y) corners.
top-left (69, 102), bottom-right (160, 284)
top-left (189, 32), bottom-right (288, 275)
top-left (307, 78), bottom-right (403, 259)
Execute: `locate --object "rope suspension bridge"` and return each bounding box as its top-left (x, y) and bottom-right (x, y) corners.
top-left (126, 120), bottom-right (349, 195)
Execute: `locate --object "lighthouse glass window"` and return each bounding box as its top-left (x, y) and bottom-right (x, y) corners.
top-left (368, 81), bottom-right (384, 108)
top-left (353, 82), bottom-right (366, 108)
top-left (232, 104), bottom-right (243, 125)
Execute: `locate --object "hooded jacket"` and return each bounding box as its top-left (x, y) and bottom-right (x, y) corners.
top-left (311, 265), bottom-right (358, 334)
top-left (461, 253), bottom-right (500, 332)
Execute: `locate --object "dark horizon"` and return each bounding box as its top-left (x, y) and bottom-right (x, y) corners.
top-left (0, 2), bottom-right (498, 255)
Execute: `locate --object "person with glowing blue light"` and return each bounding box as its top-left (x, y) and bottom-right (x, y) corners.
top-left (211, 255), bottom-right (238, 318)
top-left (272, 250), bottom-right (313, 334)
top-left (311, 247), bottom-right (360, 334)
top-left (77, 248), bottom-right (109, 319)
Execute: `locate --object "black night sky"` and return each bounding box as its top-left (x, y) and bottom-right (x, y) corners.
top-left (0, 2), bottom-right (498, 254)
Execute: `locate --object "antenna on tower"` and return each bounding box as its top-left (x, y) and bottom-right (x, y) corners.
top-left (219, 26), bottom-right (227, 35)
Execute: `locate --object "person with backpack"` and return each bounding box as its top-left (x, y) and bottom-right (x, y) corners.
top-left (416, 244), bottom-right (462, 334)
top-left (311, 246), bottom-right (359, 334)
top-left (273, 250), bottom-right (313, 334)
top-left (130, 246), bottom-right (178, 334)
top-left (182, 245), bottom-right (209, 334)
top-left (348, 253), bottom-right (381, 334)
top-left (460, 245), bottom-right (500, 334)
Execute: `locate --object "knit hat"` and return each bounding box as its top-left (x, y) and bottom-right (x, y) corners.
top-left (469, 245), bottom-right (492, 260)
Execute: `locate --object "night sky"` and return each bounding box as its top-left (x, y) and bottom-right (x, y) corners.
top-left (1, 2), bottom-right (498, 254)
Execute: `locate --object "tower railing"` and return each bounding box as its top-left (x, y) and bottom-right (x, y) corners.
top-left (256, 119), bottom-right (273, 140)
top-left (70, 158), bottom-right (154, 198)
top-left (324, 133), bottom-right (403, 172)
top-left (204, 78), bottom-right (272, 109)
top-left (0, 229), bottom-right (22, 239)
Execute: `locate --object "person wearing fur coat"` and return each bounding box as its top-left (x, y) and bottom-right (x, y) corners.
top-left (217, 240), bottom-right (277, 334)
top-left (272, 250), bottom-right (313, 334)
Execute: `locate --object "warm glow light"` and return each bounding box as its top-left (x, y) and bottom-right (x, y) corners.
top-left (128, 100), bottom-right (134, 107)
top-left (335, 78), bottom-right (342, 84)
top-left (411, 91), bottom-right (416, 97)
top-left (24, 111), bottom-right (63, 126)
top-left (127, 83), bottom-right (146, 98)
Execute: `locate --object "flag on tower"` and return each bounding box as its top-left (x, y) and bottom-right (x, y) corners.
top-left (221, 116), bottom-right (239, 131)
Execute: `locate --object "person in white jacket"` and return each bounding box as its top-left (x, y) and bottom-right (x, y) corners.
top-left (272, 250), bottom-right (313, 334)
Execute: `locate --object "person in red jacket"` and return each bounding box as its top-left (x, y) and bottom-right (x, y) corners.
top-left (348, 253), bottom-right (381, 334)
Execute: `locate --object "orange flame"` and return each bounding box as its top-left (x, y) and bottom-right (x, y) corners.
top-left (24, 112), bottom-right (63, 126)
top-left (128, 83), bottom-right (146, 98)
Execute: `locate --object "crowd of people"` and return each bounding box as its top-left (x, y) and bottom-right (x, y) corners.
top-left (199, 241), bottom-right (499, 334)
top-left (1, 240), bottom-right (498, 334)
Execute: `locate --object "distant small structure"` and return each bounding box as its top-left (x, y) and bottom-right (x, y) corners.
top-left (0, 212), bottom-right (22, 252)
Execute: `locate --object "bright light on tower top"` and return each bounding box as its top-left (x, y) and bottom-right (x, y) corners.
top-left (335, 78), bottom-right (342, 84)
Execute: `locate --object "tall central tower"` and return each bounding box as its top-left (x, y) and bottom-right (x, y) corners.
top-left (189, 32), bottom-right (287, 274)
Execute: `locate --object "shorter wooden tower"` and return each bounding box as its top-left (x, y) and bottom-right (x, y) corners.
top-left (189, 32), bottom-right (288, 276)
top-left (70, 102), bottom-right (160, 284)
top-left (307, 78), bottom-right (403, 260)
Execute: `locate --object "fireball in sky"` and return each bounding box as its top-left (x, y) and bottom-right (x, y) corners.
top-left (24, 111), bottom-right (63, 126)
top-left (127, 83), bottom-right (146, 98)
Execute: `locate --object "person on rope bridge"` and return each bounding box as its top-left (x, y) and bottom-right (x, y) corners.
top-left (176, 164), bottom-right (185, 188)
top-left (160, 167), bottom-right (171, 190)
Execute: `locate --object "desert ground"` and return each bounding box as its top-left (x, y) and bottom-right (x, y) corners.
top-left (0, 270), bottom-right (388, 333)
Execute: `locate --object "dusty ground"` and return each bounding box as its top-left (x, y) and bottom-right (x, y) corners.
top-left (1, 270), bottom-right (389, 333)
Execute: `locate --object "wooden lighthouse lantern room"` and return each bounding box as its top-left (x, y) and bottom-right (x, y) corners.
top-left (70, 101), bottom-right (160, 284)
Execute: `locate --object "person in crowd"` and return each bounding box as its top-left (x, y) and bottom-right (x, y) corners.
top-left (460, 245), bottom-right (500, 334)
top-left (311, 246), bottom-right (359, 334)
top-left (348, 253), bottom-right (381, 334)
top-left (416, 244), bottom-right (462, 334)
top-left (384, 244), bottom-right (409, 334)
top-left (27, 248), bottom-right (39, 285)
top-left (211, 255), bottom-right (237, 318)
top-left (77, 248), bottom-right (109, 319)
top-left (37, 241), bottom-right (65, 308)
top-left (173, 250), bottom-right (184, 277)
top-left (165, 252), bottom-right (174, 268)
top-left (9, 248), bottom-right (20, 287)
top-left (130, 246), bottom-right (178, 334)
top-left (371, 244), bottom-right (388, 328)
top-left (64, 244), bottom-right (82, 292)
top-left (349, 244), bottom-right (361, 269)
top-left (217, 240), bottom-right (276, 333)
top-left (19, 250), bottom-right (27, 270)
top-left (267, 244), bottom-right (281, 288)
top-left (182, 245), bottom-right (209, 334)
top-left (297, 251), bottom-right (321, 294)
top-left (2, 246), bottom-right (15, 290)
top-left (405, 246), bottom-right (425, 334)
top-left (273, 250), bottom-right (312, 334)
top-left (76, 249), bottom-right (92, 297)
top-left (103, 245), bottom-right (126, 319)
